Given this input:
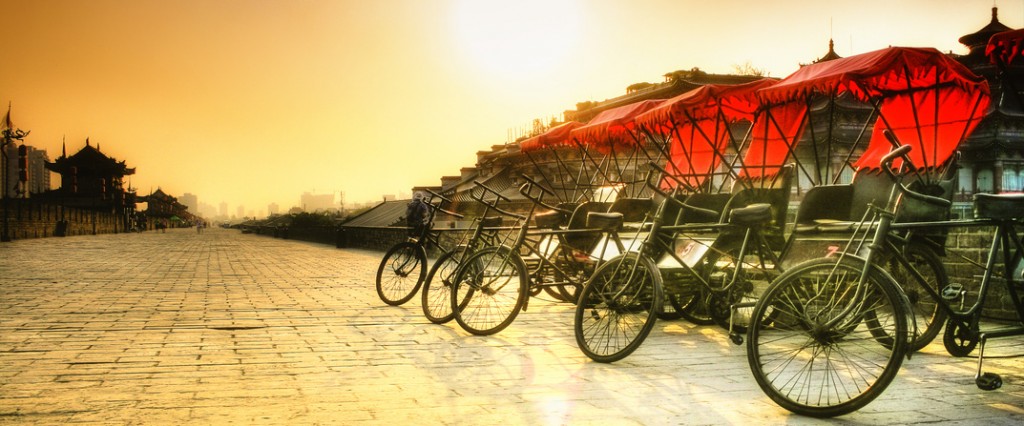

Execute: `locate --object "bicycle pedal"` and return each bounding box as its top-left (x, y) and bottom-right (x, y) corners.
top-left (941, 283), bottom-right (964, 301)
top-left (976, 372), bottom-right (1003, 391)
top-left (729, 333), bottom-right (743, 345)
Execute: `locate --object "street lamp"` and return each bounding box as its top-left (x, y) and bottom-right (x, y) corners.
top-left (2, 105), bottom-right (30, 242)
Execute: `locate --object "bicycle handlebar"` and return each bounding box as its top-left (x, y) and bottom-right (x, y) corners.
top-left (422, 189), bottom-right (465, 219)
top-left (518, 175), bottom-right (572, 214)
top-left (470, 181), bottom-right (526, 220)
top-left (646, 161), bottom-right (697, 193)
top-left (644, 162), bottom-right (720, 219)
top-left (472, 181), bottom-right (512, 203)
top-left (424, 188), bottom-right (453, 204)
top-left (880, 144), bottom-right (952, 210)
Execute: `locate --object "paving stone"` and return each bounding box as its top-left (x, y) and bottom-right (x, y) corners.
top-left (1, 227), bottom-right (1022, 424)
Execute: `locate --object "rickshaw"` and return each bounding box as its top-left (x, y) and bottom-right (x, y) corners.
top-left (741, 46), bottom-right (991, 417)
top-left (572, 80), bottom-right (799, 362)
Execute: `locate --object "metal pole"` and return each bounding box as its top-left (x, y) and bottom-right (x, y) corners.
top-left (1, 135), bottom-right (9, 242)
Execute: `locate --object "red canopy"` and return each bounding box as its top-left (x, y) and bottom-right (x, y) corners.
top-left (755, 46), bottom-right (989, 170)
top-left (634, 79), bottom-right (775, 132)
top-left (987, 29), bottom-right (1024, 66)
top-left (519, 121), bottom-right (583, 153)
top-left (634, 79), bottom-right (777, 187)
top-left (757, 47), bottom-right (987, 105)
top-left (740, 102), bottom-right (808, 178)
top-left (569, 99), bottom-right (665, 149)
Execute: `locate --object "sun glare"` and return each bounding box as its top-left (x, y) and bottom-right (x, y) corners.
top-left (452, 0), bottom-right (581, 79)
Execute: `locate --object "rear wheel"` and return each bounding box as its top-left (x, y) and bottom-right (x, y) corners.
top-left (452, 246), bottom-right (529, 336)
top-left (574, 252), bottom-right (662, 363)
top-left (422, 246), bottom-right (469, 324)
top-left (879, 242), bottom-right (947, 351)
top-left (746, 256), bottom-right (908, 417)
top-left (375, 242), bottom-right (426, 306)
top-left (703, 240), bottom-right (779, 333)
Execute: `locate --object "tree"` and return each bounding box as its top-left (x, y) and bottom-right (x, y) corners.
top-left (732, 61), bottom-right (767, 77)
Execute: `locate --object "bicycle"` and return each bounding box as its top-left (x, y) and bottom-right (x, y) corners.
top-left (573, 162), bottom-right (792, 362)
top-left (745, 143), bottom-right (1024, 417)
top-left (419, 190), bottom-right (509, 324)
top-left (449, 178), bottom-right (631, 336)
top-left (374, 189), bottom-right (463, 306)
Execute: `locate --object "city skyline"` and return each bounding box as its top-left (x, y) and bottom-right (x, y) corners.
top-left (2, 0), bottom-right (1021, 212)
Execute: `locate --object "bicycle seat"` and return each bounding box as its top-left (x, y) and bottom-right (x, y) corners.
top-left (480, 216), bottom-right (503, 228)
top-left (728, 203), bottom-right (772, 227)
top-left (587, 212), bottom-right (624, 231)
top-left (533, 210), bottom-right (565, 229)
top-left (973, 193), bottom-right (1024, 220)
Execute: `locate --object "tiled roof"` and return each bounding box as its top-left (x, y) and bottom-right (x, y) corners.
top-left (341, 200), bottom-right (407, 227)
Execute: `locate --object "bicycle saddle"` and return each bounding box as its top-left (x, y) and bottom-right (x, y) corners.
top-left (973, 193), bottom-right (1024, 220)
top-left (480, 216), bottom-right (503, 228)
top-left (587, 212), bottom-right (624, 231)
top-left (533, 210), bottom-right (565, 229)
top-left (729, 203), bottom-right (772, 227)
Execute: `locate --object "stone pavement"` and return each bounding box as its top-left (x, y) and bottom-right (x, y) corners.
top-left (0, 228), bottom-right (1021, 425)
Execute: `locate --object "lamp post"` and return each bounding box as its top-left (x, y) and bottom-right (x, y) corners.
top-left (1, 124), bottom-right (29, 242)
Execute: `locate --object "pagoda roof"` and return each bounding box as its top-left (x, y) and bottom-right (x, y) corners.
top-left (47, 140), bottom-right (135, 176)
top-left (959, 7), bottom-right (1013, 51)
top-left (814, 39), bottom-right (842, 63)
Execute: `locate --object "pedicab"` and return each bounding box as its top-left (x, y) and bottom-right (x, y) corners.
top-left (572, 79), bottom-right (801, 362)
top-left (741, 46), bottom-right (990, 417)
top-left (447, 99), bottom-right (671, 336)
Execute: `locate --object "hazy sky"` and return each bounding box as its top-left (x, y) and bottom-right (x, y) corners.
top-left (2, 0), bottom-right (1022, 216)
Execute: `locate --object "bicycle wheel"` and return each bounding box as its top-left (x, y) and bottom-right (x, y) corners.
top-left (874, 242), bottom-right (947, 352)
top-left (451, 246), bottom-right (529, 336)
top-left (703, 240), bottom-right (780, 333)
top-left (746, 256), bottom-right (908, 418)
top-left (574, 252), bottom-right (663, 363)
top-left (375, 242), bottom-right (426, 306)
top-left (421, 246), bottom-right (469, 324)
top-left (677, 286), bottom-right (715, 325)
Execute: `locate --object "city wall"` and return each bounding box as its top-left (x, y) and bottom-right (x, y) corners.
top-left (0, 199), bottom-right (124, 239)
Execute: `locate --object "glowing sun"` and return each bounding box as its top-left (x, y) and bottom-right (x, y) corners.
top-left (451, 0), bottom-right (582, 79)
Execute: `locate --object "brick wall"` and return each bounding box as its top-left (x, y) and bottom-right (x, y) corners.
top-left (0, 199), bottom-right (125, 240)
top-left (943, 227), bottom-right (1022, 320)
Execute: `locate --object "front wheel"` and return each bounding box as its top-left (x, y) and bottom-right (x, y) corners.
top-left (746, 256), bottom-right (908, 418)
top-left (375, 242), bottom-right (426, 306)
top-left (451, 246), bottom-right (529, 336)
top-left (574, 252), bottom-right (663, 363)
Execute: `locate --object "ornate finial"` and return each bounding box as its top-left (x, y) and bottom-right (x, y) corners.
top-left (85, 137), bottom-right (90, 147)
top-left (992, 6), bottom-right (998, 22)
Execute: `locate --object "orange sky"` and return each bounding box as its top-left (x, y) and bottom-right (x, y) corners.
top-left (2, 0), bottom-right (1021, 217)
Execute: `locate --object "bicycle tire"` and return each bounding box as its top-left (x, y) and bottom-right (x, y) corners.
top-left (677, 286), bottom-right (715, 325)
top-left (574, 252), bottom-right (663, 363)
top-left (746, 256), bottom-right (908, 418)
top-left (421, 246), bottom-right (469, 324)
top-left (871, 242), bottom-right (948, 351)
top-left (451, 246), bottom-right (529, 336)
top-left (375, 242), bottom-right (426, 306)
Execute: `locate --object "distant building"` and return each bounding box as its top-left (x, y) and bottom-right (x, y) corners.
top-left (2, 143), bottom-right (50, 198)
top-left (268, 202), bottom-right (279, 216)
top-left (179, 192), bottom-right (198, 215)
top-left (300, 192), bottom-right (335, 212)
top-left (954, 7), bottom-right (1024, 199)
